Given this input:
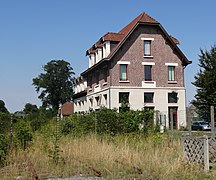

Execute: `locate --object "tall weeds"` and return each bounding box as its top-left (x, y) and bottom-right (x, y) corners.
top-left (1, 133), bottom-right (210, 180)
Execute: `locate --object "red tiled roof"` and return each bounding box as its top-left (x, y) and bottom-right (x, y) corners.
top-left (169, 35), bottom-right (180, 45)
top-left (84, 12), bottom-right (191, 71)
top-left (119, 12), bottom-right (158, 35)
top-left (87, 12), bottom-right (158, 54)
top-left (102, 32), bottom-right (124, 42)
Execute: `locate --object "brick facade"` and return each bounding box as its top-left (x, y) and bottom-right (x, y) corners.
top-left (73, 12), bottom-right (191, 129)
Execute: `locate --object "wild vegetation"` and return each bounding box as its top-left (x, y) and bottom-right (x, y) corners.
top-left (0, 107), bottom-right (215, 179)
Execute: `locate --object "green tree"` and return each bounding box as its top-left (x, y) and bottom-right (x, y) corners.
top-left (0, 100), bottom-right (8, 113)
top-left (32, 60), bottom-right (75, 110)
top-left (192, 45), bottom-right (216, 121)
top-left (23, 103), bottom-right (39, 115)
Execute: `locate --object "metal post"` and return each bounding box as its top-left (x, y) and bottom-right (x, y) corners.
top-left (211, 106), bottom-right (215, 135)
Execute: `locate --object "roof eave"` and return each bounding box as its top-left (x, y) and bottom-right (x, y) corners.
top-left (81, 58), bottom-right (109, 76)
top-left (158, 24), bottom-right (192, 66)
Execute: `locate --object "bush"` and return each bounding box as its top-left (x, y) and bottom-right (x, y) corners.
top-left (15, 119), bottom-right (33, 150)
top-left (0, 134), bottom-right (9, 166)
top-left (94, 107), bottom-right (120, 135)
top-left (0, 112), bottom-right (11, 134)
top-left (60, 107), bottom-right (155, 136)
top-left (24, 107), bottom-right (55, 132)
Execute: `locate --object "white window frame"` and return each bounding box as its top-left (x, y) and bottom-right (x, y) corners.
top-left (141, 37), bottom-right (154, 58)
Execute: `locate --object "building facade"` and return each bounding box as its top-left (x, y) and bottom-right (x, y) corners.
top-left (73, 12), bottom-right (191, 129)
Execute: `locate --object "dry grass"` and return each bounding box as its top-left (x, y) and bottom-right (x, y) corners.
top-left (0, 133), bottom-right (213, 179)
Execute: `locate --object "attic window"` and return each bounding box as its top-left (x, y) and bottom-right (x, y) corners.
top-left (141, 38), bottom-right (154, 57)
top-left (144, 40), bottom-right (151, 56)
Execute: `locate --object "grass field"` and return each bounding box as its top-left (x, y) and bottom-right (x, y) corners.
top-left (1, 131), bottom-right (215, 180)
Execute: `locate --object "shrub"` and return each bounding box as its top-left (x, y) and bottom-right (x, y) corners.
top-left (0, 112), bottom-right (11, 134)
top-left (60, 107), bottom-right (155, 136)
top-left (15, 120), bottom-right (33, 150)
top-left (0, 134), bottom-right (9, 166)
top-left (94, 107), bottom-right (120, 135)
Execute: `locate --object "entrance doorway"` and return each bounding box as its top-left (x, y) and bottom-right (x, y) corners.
top-left (168, 107), bottom-right (178, 129)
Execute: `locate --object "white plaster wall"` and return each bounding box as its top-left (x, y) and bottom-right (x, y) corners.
top-left (73, 87), bottom-right (186, 129)
top-left (88, 56), bottom-right (92, 68)
top-left (105, 41), bottom-right (110, 57)
top-left (96, 49), bottom-right (102, 63)
top-left (110, 87), bottom-right (186, 128)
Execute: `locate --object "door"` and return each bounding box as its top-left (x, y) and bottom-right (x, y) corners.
top-left (169, 107), bottom-right (178, 129)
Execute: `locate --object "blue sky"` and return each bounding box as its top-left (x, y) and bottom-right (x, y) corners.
top-left (0, 0), bottom-right (216, 112)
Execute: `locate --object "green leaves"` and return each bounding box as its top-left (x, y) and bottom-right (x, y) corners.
top-left (60, 107), bottom-right (155, 136)
top-left (0, 100), bottom-right (9, 113)
top-left (33, 60), bottom-right (75, 110)
top-left (0, 134), bottom-right (9, 166)
top-left (0, 112), bottom-right (10, 134)
top-left (15, 120), bottom-right (33, 150)
top-left (192, 44), bottom-right (216, 121)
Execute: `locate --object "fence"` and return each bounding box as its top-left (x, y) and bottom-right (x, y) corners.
top-left (182, 135), bottom-right (216, 172)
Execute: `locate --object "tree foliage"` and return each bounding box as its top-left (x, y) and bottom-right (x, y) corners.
top-left (23, 103), bottom-right (39, 115)
top-left (0, 113), bottom-right (10, 134)
top-left (0, 134), bottom-right (9, 166)
top-left (32, 60), bottom-right (75, 110)
top-left (0, 100), bottom-right (8, 113)
top-left (192, 45), bottom-right (216, 121)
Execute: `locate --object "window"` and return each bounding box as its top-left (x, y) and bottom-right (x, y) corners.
top-left (144, 92), bottom-right (154, 103)
top-left (95, 96), bottom-right (101, 106)
top-left (144, 40), bottom-right (151, 56)
top-left (168, 66), bottom-right (175, 81)
top-left (168, 92), bottom-right (178, 103)
top-left (144, 65), bottom-right (152, 81)
top-left (89, 98), bottom-right (93, 107)
top-left (120, 64), bottom-right (127, 81)
top-left (119, 92), bottom-right (129, 103)
top-left (103, 94), bottom-right (107, 105)
top-left (144, 106), bottom-right (155, 111)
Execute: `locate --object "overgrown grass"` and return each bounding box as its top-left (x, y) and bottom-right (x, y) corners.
top-left (1, 132), bottom-right (214, 180)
